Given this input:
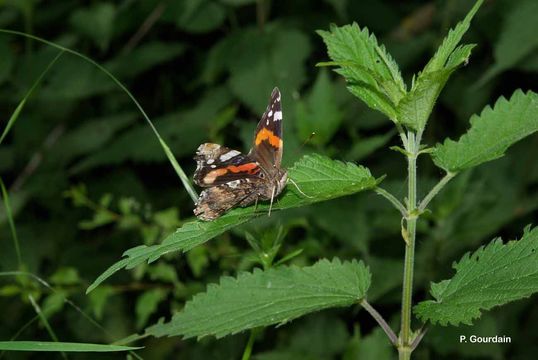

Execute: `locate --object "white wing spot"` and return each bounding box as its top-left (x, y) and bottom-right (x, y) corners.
top-left (227, 180), bottom-right (241, 189)
top-left (210, 165), bottom-right (216, 168)
top-left (268, 110), bottom-right (273, 117)
top-left (219, 150), bottom-right (240, 162)
top-left (207, 159), bottom-right (214, 164)
top-left (274, 111), bottom-right (283, 121)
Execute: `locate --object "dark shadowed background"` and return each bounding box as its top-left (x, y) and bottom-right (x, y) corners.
top-left (0, 0), bottom-right (537, 359)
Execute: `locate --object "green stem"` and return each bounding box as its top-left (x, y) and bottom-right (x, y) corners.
top-left (399, 346), bottom-right (412, 360)
top-left (400, 131), bottom-right (418, 354)
top-left (28, 295), bottom-right (68, 360)
top-left (0, 179), bottom-right (22, 268)
top-left (418, 171), bottom-right (456, 212)
top-left (241, 329), bottom-right (258, 360)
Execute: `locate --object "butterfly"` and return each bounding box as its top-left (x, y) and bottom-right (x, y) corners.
top-left (193, 87), bottom-right (287, 221)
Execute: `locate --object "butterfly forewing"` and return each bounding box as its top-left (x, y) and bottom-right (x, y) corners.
top-left (250, 87), bottom-right (283, 173)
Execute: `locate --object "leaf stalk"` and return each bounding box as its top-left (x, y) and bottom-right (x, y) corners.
top-left (360, 299), bottom-right (398, 345)
top-left (418, 171), bottom-right (456, 212)
top-left (375, 187), bottom-right (407, 217)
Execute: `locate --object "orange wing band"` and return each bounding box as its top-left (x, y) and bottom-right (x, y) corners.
top-left (255, 128), bottom-right (282, 148)
top-left (226, 163), bottom-right (260, 174)
top-left (203, 163), bottom-right (260, 184)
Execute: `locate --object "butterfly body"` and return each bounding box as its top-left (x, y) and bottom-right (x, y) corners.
top-left (193, 88), bottom-right (286, 221)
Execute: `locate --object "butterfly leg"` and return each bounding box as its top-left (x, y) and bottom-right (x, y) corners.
top-left (254, 196), bottom-right (259, 213)
top-left (287, 177), bottom-right (313, 198)
top-left (268, 185), bottom-right (276, 217)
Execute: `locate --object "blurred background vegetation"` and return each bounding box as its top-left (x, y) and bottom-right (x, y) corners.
top-left (0, 0), bottom-right (537, 359)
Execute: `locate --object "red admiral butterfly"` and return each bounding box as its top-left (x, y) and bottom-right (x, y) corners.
top-left (193, 88), bottom-right (287, 221)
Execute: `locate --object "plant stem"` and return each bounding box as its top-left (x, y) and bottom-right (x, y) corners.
top-left (399, 346), bottom-right (412, 360)
top-left (360, 299), bottom-right (398, 345)
top-left (400, 131), bottom-right (418, 353)
top-left (241, 329), bottom-right (258, 360)
top-left (28, 295), bottom-right (68, 360)
top-left (0, 179), bottom-right (22, 268)
top-left (375, 187), bottom-right (407, 217)
top-left (418, 171), bottom-right (456, 212)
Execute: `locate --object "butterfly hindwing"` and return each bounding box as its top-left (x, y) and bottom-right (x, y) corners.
top-left (193, 178), bottom-right (264, 221)
top-left (194, 143), bottom-right (263, 187)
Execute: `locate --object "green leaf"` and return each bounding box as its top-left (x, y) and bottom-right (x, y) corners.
top-left (0, 51), bottom-right (63, 145)
top-left (344, 328), bottom-right (395, 360)
top-left (49, 113), bottom-right (136, 165)
top-left (145, 259), bottom-right (370, 339)
top-left (432, 90), bottom-right (538, 172)
top-left (478, 0), bottom-right (538, 85)
top-left (174, 0), bottom-right (226, 33)
top-left (136, 288), bottom-right (168, 329)
top-left (396, 0), bottom-right (482, 130)
top-left (414, 226), bottom-right (538, 326)
top-left (40, 57), bottom-right (115, 101)
top-left (0, 36), bottom-right (14, 85)
top-left (0, 29), bottom-right (198, 203)
top-left (0, 341), bottom-right (140, 352)
top-left (106, 41), bottom-right (186, 79)
top-left (423, 0), bottom-right (483, 73)
top-left (256, 314), bottom-right (349, 359)
top-left (70, 88), bottom-right (232, 173)
top-left (87, 154), bottom-right (380, 292)
top-left (295, 70), bottom-right (343, 145)
top-left (186, 245), bottom-right (210, 277)
top-left (317, 23), bottom-right (405, 120)
top-left (88, 286), bottom-right (114, 319)
top-left (220, 0), bottom-right (256, 5)
top-left (50, 267), bottom-right (80, 285)
top-left (42, 292), bottom-right (66, 318)
top-left (368, 257), bottom-right (403, 302)
top-left (70, 3), bottom-right (116, 51)
top-left (227, 27), bottom-right (311, 113)
top-left (147, 262), bottom-right (179, 283)
top-left (398, 45), bottom-right (475, 131)
top-left (345, 130), bottom-right (395, 161)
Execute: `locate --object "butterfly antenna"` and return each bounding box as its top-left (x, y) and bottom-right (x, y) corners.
top-left (294, 132), bottom-right (316, 156)
top-left (287, 177), bottom-right (313, 198)
top-left (301, 132), bottom-right (316, 149)
top-left (268, 185), bottom-right (276, 217)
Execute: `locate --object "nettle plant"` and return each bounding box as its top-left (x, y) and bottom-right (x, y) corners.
top-left (87, 1), bottom-right (538, 359)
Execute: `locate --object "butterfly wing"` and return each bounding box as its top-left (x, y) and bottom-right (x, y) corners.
top-left (193, 178), bottom-right (265, 221)
top-left (249, 87), bottom-right (283, 172)
top-left (193, 88), bottom-right (285, 221)
top-left (193, 143), bottom-right (263, 187)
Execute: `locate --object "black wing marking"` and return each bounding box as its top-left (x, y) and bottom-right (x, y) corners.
top-left (193, 143), bottom-right (263, 187)
top-left (250, 87), bottom-right (283, 173)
